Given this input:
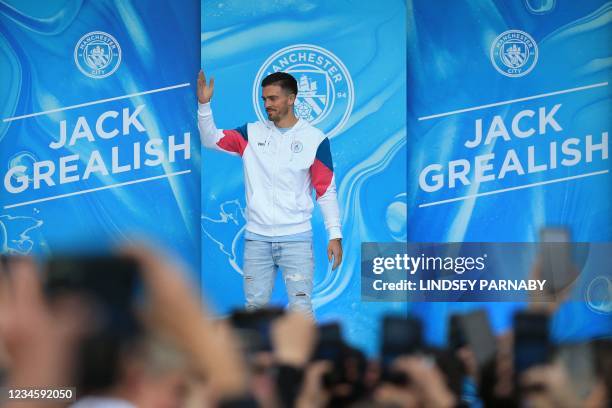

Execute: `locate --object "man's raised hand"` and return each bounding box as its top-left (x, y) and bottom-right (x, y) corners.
top-left (197, 70), bottom-right (215, 104)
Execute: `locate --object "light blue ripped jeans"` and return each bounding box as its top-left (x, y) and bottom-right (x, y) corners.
top-left (243, 239), bottom-right (314, 318)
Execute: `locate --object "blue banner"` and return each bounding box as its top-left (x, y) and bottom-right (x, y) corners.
top-left (408, 0), bottom-right (611, 344)
top-left (0, 1), bottom-right (201, 277)
top-left (201, 0), bottom-right (407, 353)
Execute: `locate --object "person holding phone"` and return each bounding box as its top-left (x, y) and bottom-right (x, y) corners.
top-left (197, 70), bottom-right (343, 319)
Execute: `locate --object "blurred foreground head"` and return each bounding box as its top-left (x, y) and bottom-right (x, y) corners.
top-left (0, 246), bottom-right (249, 407)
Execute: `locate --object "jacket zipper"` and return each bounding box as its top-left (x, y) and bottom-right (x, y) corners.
top-left (271, 128), bottom-right (279, 235)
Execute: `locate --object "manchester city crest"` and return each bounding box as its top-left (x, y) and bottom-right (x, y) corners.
top-left (74, 31), bottom-right (122, 79)
top-left (291, 140), bottom-right (303, 153)
top-left (490, 30), bottom-right (538, 78)
top-left (253, 44), bottom-right (354, 138)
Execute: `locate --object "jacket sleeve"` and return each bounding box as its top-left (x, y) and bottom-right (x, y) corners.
top-left (309, 137), bottom-right (343, 240)
top-left (198, 102), bottom-right (248, 157)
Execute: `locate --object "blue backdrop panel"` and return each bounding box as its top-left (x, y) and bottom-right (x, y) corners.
top-left (408, 0), bottom-right (611, 344)
top-left (201, 0), bottom-right (407, 353)
top-left (0, 1), bottom-right (201, 277)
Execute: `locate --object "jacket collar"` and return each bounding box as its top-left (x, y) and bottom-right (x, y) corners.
top-left (264, 117), bottom-right (308, 133)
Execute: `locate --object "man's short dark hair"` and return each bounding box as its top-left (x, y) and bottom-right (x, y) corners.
top-left (261, 72), bottom-right (298, 95)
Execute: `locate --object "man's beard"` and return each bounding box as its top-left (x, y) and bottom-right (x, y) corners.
top-left (267, 106), bottom-right (291, 120)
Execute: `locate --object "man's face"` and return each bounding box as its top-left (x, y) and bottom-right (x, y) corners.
top-left (262, 84), bottom-right (295, 122)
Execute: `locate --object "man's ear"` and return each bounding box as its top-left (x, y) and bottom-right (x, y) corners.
top-left (288, 93), bottom-right (297, 106)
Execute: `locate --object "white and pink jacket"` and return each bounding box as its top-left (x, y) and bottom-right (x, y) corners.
top-left (198, 102), bottom-right (342, 240)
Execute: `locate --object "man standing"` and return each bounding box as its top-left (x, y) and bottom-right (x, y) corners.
top-left (197, 70), bottom-right (343, 318)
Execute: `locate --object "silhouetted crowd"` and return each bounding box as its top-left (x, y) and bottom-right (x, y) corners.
top-left (0, 248), bottom-right (610, 407)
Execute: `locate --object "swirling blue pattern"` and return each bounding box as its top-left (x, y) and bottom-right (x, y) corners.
top-left (0, 0), bottom-right (201, 278)
top-left (408, 0), bottom-right (612, 344)
top-left (201, 0), bottom-right (407, 353)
